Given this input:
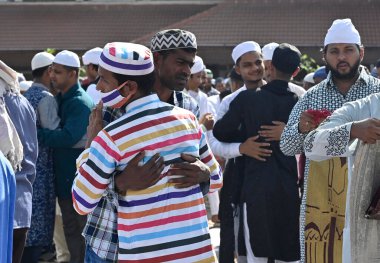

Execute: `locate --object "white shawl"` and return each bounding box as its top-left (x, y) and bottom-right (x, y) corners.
top-left (0, 60), bottom-right (23, 171)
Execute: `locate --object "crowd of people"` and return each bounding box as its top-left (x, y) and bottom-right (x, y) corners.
top-left (1, 18), bottom-right (380, 263)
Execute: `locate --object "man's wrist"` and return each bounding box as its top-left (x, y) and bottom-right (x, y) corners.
top-left (114, 171), bottom-right (127, 194)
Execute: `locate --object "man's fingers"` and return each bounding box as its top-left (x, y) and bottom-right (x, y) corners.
top-left (167, 168), bottom-right (196, 178)
top-left (170, 161), bottom-right (197, 171)
top-left (96, 101), bottom-right (103, 111)
top-left (258, 142), bottom-right (271, 147)
top-left (180, 153), bottom-right (197, 163)
top-left (174, 183), bottom-right (194, 189)
top-left (148, 156), bottom-right (165, 175)
top-left (129, 151), bottom-right (146, 165)
top-left (248, 135), bottom-right (260, 141)
top-left (272, 121), bottom-right (284, 125)
top-left (254, 155), bottom-right (267, 162)
top-left (144, 153), bottom-right (161, 169)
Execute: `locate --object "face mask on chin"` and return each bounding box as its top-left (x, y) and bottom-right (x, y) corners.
top-left (100, 81), bottom-right (133, 108)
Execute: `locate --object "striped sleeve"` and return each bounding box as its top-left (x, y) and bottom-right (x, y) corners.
top-left (72, 130), bottom-right (121, 215)
top-left (198, 126), bottom-right (223, 193)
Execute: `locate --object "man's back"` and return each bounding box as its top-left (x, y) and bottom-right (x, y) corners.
top-left (73, 94), bottom-right (222, 261)
top-left (213, 80), bottom-right (300, 261)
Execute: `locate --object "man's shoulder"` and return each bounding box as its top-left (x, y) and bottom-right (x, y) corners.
top-left (176, 90), bottom-right (196, 102)
top-left (68, 88), bottom-right (94, 107)
top-left (288, 82), bottom-right (306, 97)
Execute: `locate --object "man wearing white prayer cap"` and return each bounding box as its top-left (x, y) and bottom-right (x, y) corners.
top-left (82, 47), bottom-right (103, 103)
top-left (209, 41), bottom-right (265, 263)
top-left (262, 42), bottom-right (306, 98)
top-left (81, 47), bottom-right (102, 90)
top-left (262, 42), bottom-right (279, 82)
top-left (280, 18), bottom-right (380, 263)
top-left (186, 56), bottom-right (211, 119)
top-left (39, 49), bottom-right (93, 263)
top-left (303, 72), bottom-right (315, 90)
top-left (21, 51), bottom-right (60, 262)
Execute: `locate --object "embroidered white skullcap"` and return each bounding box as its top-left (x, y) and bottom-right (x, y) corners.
top-left (262, 42), bottom-right (279, 61)
top-left (31, 52), bottom-right (55, 71)
top-left (191, 56), bottom-right (205, 74)
top-left (99, 42), bottom-right (154, 76)
top-left (303, 72), bottom-right (315, 84)
top-left (54, 50), bottom-right (80, 68)
top-left (82, 47), bottom-right (102, 66)
top-left (324, 18), bottom-right (361, 47)
top-left (232, 41), bottom-right (261, 64)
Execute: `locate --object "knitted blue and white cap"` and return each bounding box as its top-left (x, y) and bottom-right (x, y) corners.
top-left (99, 42), bottom-right (154, 76)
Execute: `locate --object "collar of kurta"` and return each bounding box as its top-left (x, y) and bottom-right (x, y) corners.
top-left (125, 93), bottom-right (160, 114)
top-left (325, 65), bottom-right (370, 90)
top-left (57, 82), bottom-right (80, 101)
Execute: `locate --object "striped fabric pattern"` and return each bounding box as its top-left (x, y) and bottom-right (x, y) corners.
top-left (73, 94), bottom-right (221, 262)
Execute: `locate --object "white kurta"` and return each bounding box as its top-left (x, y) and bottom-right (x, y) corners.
top-left (304, 92), bottom-right (380, 263)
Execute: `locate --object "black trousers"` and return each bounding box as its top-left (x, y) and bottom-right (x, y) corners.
top-left (58, 198), bottom-right (87, 263)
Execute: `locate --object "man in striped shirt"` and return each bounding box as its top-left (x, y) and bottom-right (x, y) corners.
top-left (73, 42), bottom-right (222, 262)
top-left (81, 30), bottom-right (216, 262)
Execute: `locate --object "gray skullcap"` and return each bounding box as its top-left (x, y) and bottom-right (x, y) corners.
top-left (272, 43), bottom-right (301, 74)
top-left (150, 29), bottom-right (197, 52)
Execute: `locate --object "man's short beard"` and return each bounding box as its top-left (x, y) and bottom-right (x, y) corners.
top-left (326, 59), bottom-right (361, 80)
top-left (246, 78), bottom-right (262, 85)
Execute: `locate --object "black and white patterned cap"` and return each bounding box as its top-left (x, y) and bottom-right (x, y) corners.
top-left (150, 29), bottom-right (197, 52)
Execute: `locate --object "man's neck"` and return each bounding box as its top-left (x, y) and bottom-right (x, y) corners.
top-left (33, 78), bottom-right (48, 88)
top-left (332, 71), bottom-right (360, 95)
top-left (60, 81), bottom-right (77, 95)
top-left (245, 79), bottom-right (265, 90)
top-left (154, 84), bottom-right (173, 102)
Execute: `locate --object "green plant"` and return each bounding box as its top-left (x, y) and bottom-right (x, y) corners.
top-left (294, 54), bottom-right (320, 82)
top-left (45, 48), bottom-right (57, 55)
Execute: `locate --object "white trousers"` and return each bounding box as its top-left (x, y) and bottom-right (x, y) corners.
top-left (243, 203), bottom-right (299, 263)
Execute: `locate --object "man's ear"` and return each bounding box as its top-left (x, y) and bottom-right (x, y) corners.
top-left (153, 52), bottom-right (162, 69)
top-left (120, 81), bottom-right (138, 97)
top-left (359, 46), bottom-right (365, 62)
top-left (292, 67), bottom-right (300, 78)
top-left (68, 69), bottom-right (77, 79)
top-left (235, 64), bottom-right (242, 75)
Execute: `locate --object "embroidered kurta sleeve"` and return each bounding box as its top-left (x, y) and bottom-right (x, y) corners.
top-left (304, 98), bottom-right (371, 161)
top-left (280, 93), bottom-right (310, 156)
top-left (72, 129), bottom-right (121, 215)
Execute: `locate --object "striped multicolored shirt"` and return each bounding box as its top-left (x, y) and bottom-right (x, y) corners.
top-left (73, 94), bottom-right (222, 262)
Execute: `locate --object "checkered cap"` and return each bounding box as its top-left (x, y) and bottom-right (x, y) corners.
top-left (150, 29), bottom-right (197, 52)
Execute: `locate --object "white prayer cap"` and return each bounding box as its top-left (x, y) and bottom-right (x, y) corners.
top-left (324, 18), bottom-right (361, 47)
top-left (262, 42), bottom-right (279, 61)
top-left (54, 50), bottom-right (80, 68)
top-left (303, 72), bottom-right (315, 84)
top-left (191, 56), bottom-right (205, 74)
top-left (82, 47), bottom-right (102, 66)
top-left (232, 41), bottom-right (261, 64)
top-left (31, 52), bottom-right (55, 71)
top-left (19, 80), bottom-right (33, 92)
